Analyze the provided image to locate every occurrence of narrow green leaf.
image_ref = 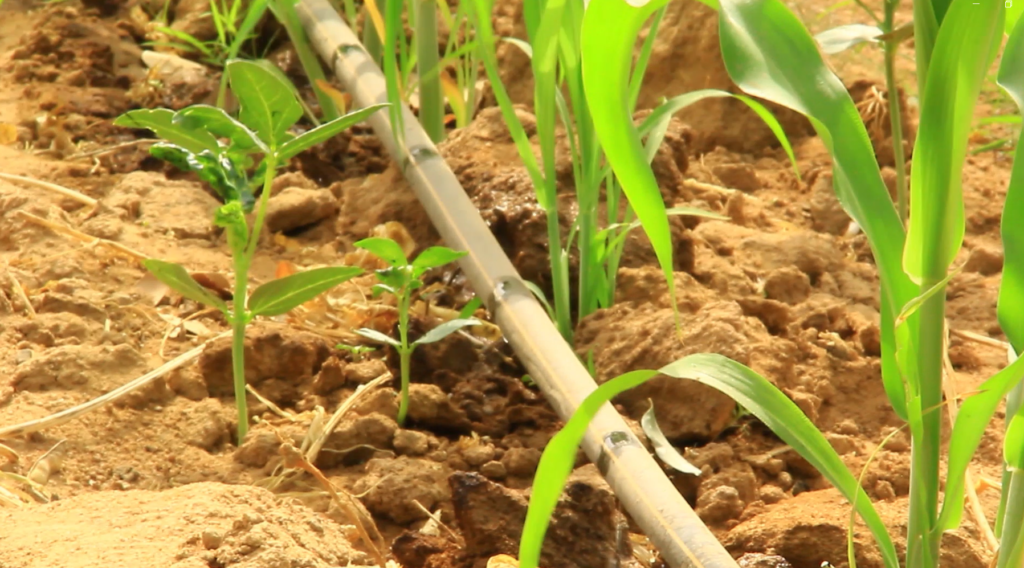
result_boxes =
[354,237,409,267]
[997,14,1024,352]
[582,0,678,331]
[938,351,1024,530]
[114,109,219,154]
[142,259,229,313]
[355,327,402,347]
[1006,410,1024,470]
[637,89,800,180]
[412,318,480,346]
[247,266,363,317]
[458,297,483,319]
[276,104,389,161]
[411,246,467,278]
[716,0,916,422]
[519,354,897,568]
[902,0,1002,283]
[814,24,882,54]
[225,59,304,148]
[641,401,702,476]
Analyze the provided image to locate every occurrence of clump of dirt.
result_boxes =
[0,482,371,568]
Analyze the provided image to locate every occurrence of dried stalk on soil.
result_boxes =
[15,210,148,261]
[303,371,391,464]
[0,331,229,439]
[279,443,388,568]
[0,172,98,211]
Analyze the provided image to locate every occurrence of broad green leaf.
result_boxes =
[1010,0,1024,35]
[582,0,678,331]
[247,266,363,316]
[814,24,882,54]
[938,351,1024,530]
[114,109,218,154]
[518,354,897,568]
[355,237,409,267]
[997,13,1024,353]
[174,105,265,153]
[413,318,481,346]
[641,401,702,476]
[142,259,229,313]
[225,59,303,148]
[149,144,255,211]
[902,0,1002,283]
[411,246,467,278]
[716,0,916,422]
[276,104,389,161]
[355,327,402,347]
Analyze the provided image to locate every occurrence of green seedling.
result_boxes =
[114,59,387,441]
[525,3,1024,568]
[468,0,795,342]
[336,343,377,362]
[352,238,480,426]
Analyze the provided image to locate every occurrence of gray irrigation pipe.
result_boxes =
[294,3,741,568]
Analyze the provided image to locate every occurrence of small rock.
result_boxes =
[449,470,629,568]
[265,188,339,233]
[758,485,787,505]
[344,358,389,384]
[737,552,793,568]
[964,245,1004,276]
[874,479,896,500]
[354,457,450,524]
[234,431,282,468]
[809,171,851,235]
[15,349,32,364]
[480,460,507,480]
[501,447,541,477]
[763,266,812,305]
[713,163,761,192]
[696,485,744,524]
[462,444,496,467]
[182,399,229,451]
[166,367,209,401]
[407,384,472,431]
[201,529,224,550]
[393,430,430,456]
[36,293,106,322]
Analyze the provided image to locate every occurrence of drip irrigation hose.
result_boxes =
[294,3,741,568]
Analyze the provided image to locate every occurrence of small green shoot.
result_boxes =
[336,343,377,362]
[115,59,387,441]
[353,238,480,425]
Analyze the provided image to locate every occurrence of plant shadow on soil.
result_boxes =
[0,1,1017,568]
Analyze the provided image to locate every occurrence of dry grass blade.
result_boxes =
[0,172,98,210]
[246,384,298,421]
[279,443,388,568]
[0,331,230,438]
[304,372,391,464]
[942,322,999,553]
[2,263,35,318]
[16,210,148,262]
[27,440,67,486]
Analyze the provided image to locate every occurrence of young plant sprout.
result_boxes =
[353,237,480,426]
[336,343,377,362]
[114,59,387,441]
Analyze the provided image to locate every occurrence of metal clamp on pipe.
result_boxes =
[293,3,742,568]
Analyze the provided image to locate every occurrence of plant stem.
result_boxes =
[415,0,444,142]
[882,0,908,225]
[230,268,250,441]
[228,153,278,443]
[546,209,573,341]
[363,0,384,64]
[997,471,1024,568]
[397,288,412,426]
[906,285,946,568]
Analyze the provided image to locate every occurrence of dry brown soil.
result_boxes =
[0,1,1017,568]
